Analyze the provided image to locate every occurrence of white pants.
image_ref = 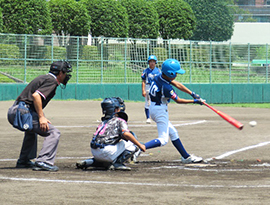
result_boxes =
[149,103,179,146]
[91,140,136,163]
[144,84,151,109]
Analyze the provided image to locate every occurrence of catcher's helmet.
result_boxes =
[101,97,121,118]
[147,55,157,64]
[50,60,72,75]
[161,59,185,78]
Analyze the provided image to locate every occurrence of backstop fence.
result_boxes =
[0,33,269,84]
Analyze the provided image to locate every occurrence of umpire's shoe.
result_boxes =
[32,161,59,172]
[16,159,35,168]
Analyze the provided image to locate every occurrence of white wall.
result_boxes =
[229,22,270,44]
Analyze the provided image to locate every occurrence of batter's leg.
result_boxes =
[168,122,189,158]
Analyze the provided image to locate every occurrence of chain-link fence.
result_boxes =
[0,33,269,84]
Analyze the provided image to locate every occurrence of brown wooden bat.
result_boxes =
[202,102,244,130]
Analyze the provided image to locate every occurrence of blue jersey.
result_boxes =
[141,67,161,85]
[149,74,178,105]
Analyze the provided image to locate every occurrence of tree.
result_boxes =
[81,0,128,38]
[154,0,196,40]
[120,0,159,39]
[48,0,91,36]
[0,0,52,34]
[185,0,234,41]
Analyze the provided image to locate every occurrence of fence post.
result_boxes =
[189,41,192,83]
[51,35,54,63]
[24,34,27,83]
[124,38,127,83]
[266,43,268,83]
[229,42,232,84]
[168,39,171,58]
[101,37,104,83]
[248,43,250,83]
[76,36,79,84]
[209,41,212,84]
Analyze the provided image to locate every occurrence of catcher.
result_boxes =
[76,97,145,171]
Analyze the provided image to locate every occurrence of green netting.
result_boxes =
[0,33,269,84]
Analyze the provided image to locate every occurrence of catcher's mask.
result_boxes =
[101,97,120,119]
[50,60,72,88]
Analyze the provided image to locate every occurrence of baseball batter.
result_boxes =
[141,55,161,124]
[76,97,145,171]
[144,59,204,163]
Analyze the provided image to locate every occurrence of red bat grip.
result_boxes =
[203,102,244,130]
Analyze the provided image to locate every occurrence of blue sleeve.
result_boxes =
[141,70,146,80]
[163,84,178,100]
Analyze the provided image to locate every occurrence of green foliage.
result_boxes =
[120,0,159,39]
[185,0,234,41]
[81,0,128,37]
[0,0,52,34]
[152,47,168,62]
[0,44,20,65]
[255,46,270,60]
[45,46,67,60]
[81,45,101,68]
[154,0,196,39]
[82,46,100,60]
[48,0,91,36]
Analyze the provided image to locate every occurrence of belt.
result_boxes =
[90,140,108,149]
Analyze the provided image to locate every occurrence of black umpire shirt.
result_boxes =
[16,73,59,111]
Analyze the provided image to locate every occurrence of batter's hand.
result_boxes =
[194,98,206,105]
[191,91,201,99]
[39,116,51,132]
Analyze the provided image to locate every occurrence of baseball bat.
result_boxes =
[202,102,244,130]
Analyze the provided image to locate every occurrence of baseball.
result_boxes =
[249,121,257,127]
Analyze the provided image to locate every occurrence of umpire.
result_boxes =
[7,61,72,172]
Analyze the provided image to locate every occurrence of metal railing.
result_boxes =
[0,33,269,84]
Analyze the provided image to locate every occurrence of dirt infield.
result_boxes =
[1,100,270,205]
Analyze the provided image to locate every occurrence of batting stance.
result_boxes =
[141,55,161,124]
[7,61,72,171]
[76,97,145,171]
[144,59,204,163]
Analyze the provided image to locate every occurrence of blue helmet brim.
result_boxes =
[176,69,185,75]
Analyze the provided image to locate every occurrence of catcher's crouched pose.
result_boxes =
[76,97,146,171]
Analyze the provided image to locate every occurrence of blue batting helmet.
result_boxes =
[161,59,185,78]
[147,55,158,64]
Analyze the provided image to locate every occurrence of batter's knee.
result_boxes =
[159,137,169,146]
[169,131,179,141]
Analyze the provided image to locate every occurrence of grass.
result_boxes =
[0,63,269,84]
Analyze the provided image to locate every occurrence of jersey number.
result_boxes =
[149,83,158,97]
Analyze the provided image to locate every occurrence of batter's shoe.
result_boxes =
[181,154,203,164]
[109,163,131,171]
[146,118,151,124]
[32,161,59,172]
[16,160,35,168]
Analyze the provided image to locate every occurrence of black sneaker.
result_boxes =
[16,160,35,168]
[32,161,59,172]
